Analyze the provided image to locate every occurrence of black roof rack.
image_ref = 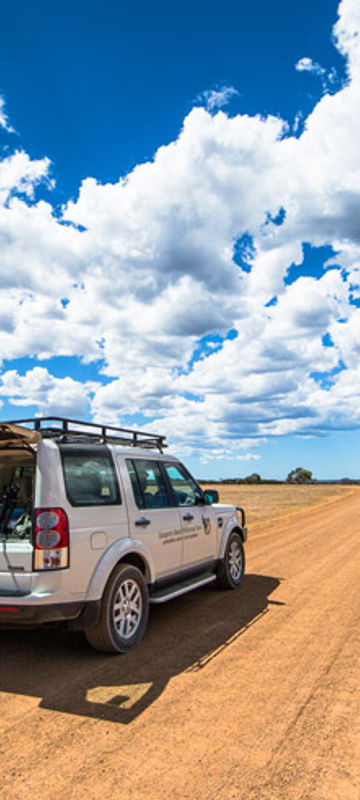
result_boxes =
[2,417,167,451]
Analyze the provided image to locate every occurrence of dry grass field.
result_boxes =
[1,483,360,800]
[200,482,352,526]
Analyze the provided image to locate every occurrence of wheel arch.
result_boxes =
[219,523,245,559]
[117,551,148,576]
[85,538,154,602]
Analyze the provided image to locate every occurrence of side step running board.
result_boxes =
[150,570,217,604]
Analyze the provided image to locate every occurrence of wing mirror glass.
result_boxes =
[203,489,219,505]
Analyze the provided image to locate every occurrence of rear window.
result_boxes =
[60,446,121,506]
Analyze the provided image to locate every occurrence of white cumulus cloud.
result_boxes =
[295,57,326,76]
[0,368,98,418]
[1,0,360,462]
[0,96,15,134]
[197,85,239,111]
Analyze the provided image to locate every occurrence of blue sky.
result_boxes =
[1,0,360,480]
[0,0,345,195]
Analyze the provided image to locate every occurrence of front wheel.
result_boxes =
[217,531,245,590]
[85,563,149,654]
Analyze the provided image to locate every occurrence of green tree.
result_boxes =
[244,473,261,484]
[286,467,314,484]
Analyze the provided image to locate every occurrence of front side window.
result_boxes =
[60,446,120,506]
[127,459,171,509]
[164,462,203,507]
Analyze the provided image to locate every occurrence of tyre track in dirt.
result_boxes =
[0,488,360,800]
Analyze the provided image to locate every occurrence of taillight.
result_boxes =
[34,508,69,570]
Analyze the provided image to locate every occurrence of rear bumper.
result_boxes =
[0,599,100,627]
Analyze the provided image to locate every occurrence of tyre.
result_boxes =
[85,563,149,654]
[217,531,245,590]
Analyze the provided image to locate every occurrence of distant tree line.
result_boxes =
[199,467,360,485]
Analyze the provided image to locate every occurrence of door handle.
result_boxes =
[182,513,194,521]
[135,517,151,527]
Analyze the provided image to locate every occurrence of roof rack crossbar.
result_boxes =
[2,417,167,451]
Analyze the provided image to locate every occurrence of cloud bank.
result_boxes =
[1,0,360,462]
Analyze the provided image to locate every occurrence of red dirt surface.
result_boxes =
[1,487,360,799]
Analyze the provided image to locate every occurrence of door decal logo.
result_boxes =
[202,515,211,535]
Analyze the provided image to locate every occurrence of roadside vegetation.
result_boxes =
[200,468,360,486]
[199,482,353,526]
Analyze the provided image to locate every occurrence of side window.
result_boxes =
[126,460,145,509]
[60,447,121,506]
[165,463,203,507]
[127,459,171,509]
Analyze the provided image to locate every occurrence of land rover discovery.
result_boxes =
[0,418,247,654]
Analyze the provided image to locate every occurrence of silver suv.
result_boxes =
[0,418,247,654]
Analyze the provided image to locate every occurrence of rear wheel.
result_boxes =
[85,563,149,654]
[217,531,245,590]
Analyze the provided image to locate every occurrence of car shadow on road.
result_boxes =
[0,573,282,724]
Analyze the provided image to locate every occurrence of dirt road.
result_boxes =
[1,488,360,800]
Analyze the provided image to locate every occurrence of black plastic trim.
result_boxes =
[151,559,219,592]
[0,600,88,625]
[236,506,246,528]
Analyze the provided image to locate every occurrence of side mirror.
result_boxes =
[203,489,219,505]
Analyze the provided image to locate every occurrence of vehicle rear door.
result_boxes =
[0,424,39,592]
[122,457,183,580]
